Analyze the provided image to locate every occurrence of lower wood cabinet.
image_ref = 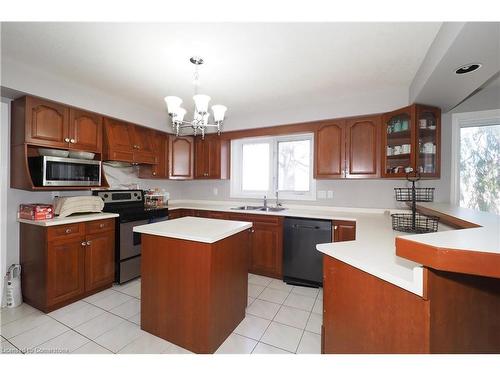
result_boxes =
[20,218,115,312]
[332,220,356,242]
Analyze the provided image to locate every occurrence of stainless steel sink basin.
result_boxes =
[231,205,265,211]
[231,205,287,212]
[259,207,287,212]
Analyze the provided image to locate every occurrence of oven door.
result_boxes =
[43,156,101,186]
[120,220,149,260]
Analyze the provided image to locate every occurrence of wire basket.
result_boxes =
[391,213,439,233]
[394,187,434,202]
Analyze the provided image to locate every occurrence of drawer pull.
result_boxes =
[65,228,72,234]
[81,241,87,247]
[99,223,105,228]
[86,241,91,246]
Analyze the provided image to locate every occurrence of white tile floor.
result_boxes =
[0,274,322,354]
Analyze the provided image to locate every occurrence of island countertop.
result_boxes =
[133,216,252,243]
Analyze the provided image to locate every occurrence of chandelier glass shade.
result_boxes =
[164,57,227,138]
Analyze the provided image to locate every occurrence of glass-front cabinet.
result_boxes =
[382,104,440,178]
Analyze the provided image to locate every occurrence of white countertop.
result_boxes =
[17,212,119,226]
[133,216,253,244]
[166,200,462,297]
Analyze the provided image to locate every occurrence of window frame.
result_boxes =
[450,109,500,207]
[230,133,316,201]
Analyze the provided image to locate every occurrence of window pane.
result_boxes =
[278,139,311,191]
[460,124,500,214]
[242,143,270,191]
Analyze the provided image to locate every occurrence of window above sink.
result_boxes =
[230,133,316,201]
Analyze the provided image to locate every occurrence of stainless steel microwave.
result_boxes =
[28,156,101,187]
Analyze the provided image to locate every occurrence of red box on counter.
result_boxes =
[19,203,54,220]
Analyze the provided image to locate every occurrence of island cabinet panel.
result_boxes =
[332,220,356,242]
[314,121,346,178]
[23,96,70,148]
[194,136,230,179]
[345,116,381,178]
[322,257,430,354]
[169,136,194,179]
[19,219,115,313]
[69,108,103,153]
[140,230,249,353]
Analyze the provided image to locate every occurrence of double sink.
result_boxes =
[231,205,287,212]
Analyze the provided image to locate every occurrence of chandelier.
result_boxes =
[164,56,227,139]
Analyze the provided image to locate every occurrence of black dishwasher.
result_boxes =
[283,217,332,287]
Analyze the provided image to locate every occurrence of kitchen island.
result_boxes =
[317,203,500,354]
[133,216,252,354]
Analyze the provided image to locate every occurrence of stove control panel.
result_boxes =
[93,190,144,204]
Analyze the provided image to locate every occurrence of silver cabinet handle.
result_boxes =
[64,137,70,143]
[249,228,255,233]
[152,172,156,176]
[86,241,91,246]
[99,223,105,228]
[334,225,338,230]
[65,228,72,234]
[81,241,87,246]
[70,138,76,144]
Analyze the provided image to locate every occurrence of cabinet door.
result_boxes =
[169,136,194,179]
[345,116,381,178]
[382,105,416,178]
[69,108,103,153]
[152,133,169,178]
[84,231,115,292]
[103,118,135,162]
[314,121,346,178]
[47,237,85,306]
[194,137,208,178]
[250,221,283,278]
[415,105,440,178]
[132,126,156,164]
[25,96,70,148]
[333,221,356,242]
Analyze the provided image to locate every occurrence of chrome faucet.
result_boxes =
[263,195,267,209]
[276,191,282,207]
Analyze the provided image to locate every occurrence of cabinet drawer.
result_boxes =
[47,223,85,241]
[86,219,115,235]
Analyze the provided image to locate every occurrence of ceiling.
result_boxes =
[1,22,442,129]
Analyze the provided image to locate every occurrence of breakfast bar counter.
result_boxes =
[133,217,252,353]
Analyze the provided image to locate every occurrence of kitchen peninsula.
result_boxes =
[133,216,252,353]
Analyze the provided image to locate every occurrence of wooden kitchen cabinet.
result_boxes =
[139,132,169,179]
[68,108,103,153]
[194,136,229,179]
[382,104,440,178]
[103,118,156,164]
[169,136,194,179]
[345,116,381,178]
[20,218,115,312]
[314,121,346,178]
[332,220,356,242]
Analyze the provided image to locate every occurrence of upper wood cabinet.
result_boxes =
[382,104,440,178]
[345,116,381,178]
[194,136,229,179]
[139,132,169,179]
[314,121,346,178]
[69,108,103,153]
[22,96,70,148]
[169,136,194,180]
[103,118,156,164]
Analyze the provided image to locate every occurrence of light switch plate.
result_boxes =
[327,190,334,199]
[317,190,327,199]
[213,188,218,196]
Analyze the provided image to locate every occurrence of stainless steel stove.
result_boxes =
[93,189,168,284]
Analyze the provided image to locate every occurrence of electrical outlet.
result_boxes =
[51,192,59,200]
[317,190,327,199]
[327,190,334,199]
[213,188,218,196]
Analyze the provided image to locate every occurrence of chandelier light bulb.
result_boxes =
[193,94,211,114]
[175,107,187,123]
[164,96,182,114]
[212,105,227,122]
